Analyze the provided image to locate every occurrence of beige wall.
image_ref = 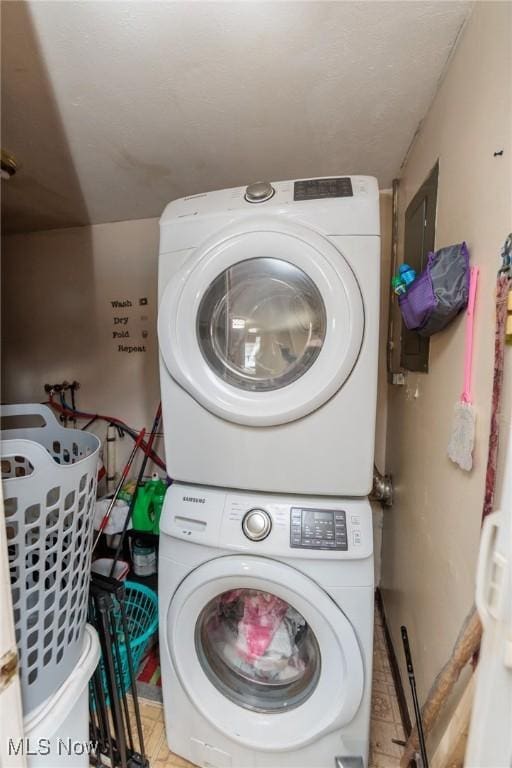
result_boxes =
[382,0,512,747]
[1,217,163,473]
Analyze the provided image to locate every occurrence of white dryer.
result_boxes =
[159,482,374,768]
[158,176,380,496]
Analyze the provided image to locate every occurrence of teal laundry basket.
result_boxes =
[97,581,158,702]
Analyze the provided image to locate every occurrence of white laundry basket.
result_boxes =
[1,404,100,714]
[21,625,100,768]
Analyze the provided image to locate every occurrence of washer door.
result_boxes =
[166,556,364,751]
[158,217,364,426]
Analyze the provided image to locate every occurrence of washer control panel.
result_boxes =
[290,507,348,550]
[161,483,373,561]
[293,177,353,201]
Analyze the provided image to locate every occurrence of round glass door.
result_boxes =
[197,258,326,391]
[195,588,321,713]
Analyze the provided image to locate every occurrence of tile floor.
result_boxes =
[370,608,406,767]
[130,608,405,768]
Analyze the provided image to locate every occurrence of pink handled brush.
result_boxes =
[448,266,479,471]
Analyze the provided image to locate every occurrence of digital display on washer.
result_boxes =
[290,507,348,550]
[294,177,353,201]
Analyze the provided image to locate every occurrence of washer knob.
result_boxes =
[244,181,275,203]
[242,508,272,541]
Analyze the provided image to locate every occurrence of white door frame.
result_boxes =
[466,412,512,766]
[0,487,26,768]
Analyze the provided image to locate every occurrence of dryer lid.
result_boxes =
[158,217,365,426]
[166,555,365,750]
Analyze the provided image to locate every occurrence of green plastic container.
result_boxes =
[132,475,166,534]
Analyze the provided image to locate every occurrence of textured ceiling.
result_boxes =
[2,0,472,234]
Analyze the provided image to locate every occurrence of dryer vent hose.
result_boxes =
[370,466,393,507]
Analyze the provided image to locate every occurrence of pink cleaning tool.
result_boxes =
[448,266,479,471]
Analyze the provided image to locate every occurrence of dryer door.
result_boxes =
[158,217,364,426]
[166,555,365,751]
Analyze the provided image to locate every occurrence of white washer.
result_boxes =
[159,482,374,768]
[158,176,380,496]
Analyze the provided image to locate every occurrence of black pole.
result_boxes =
[109,402,162,576]
[88,599,115,766]
[401,626,429,768]
[118,590,147,759]
[110,609,135,755]
[92,429,146,552]
[94,590,129,767]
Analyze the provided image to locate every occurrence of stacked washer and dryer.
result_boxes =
[157,176,381,768]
